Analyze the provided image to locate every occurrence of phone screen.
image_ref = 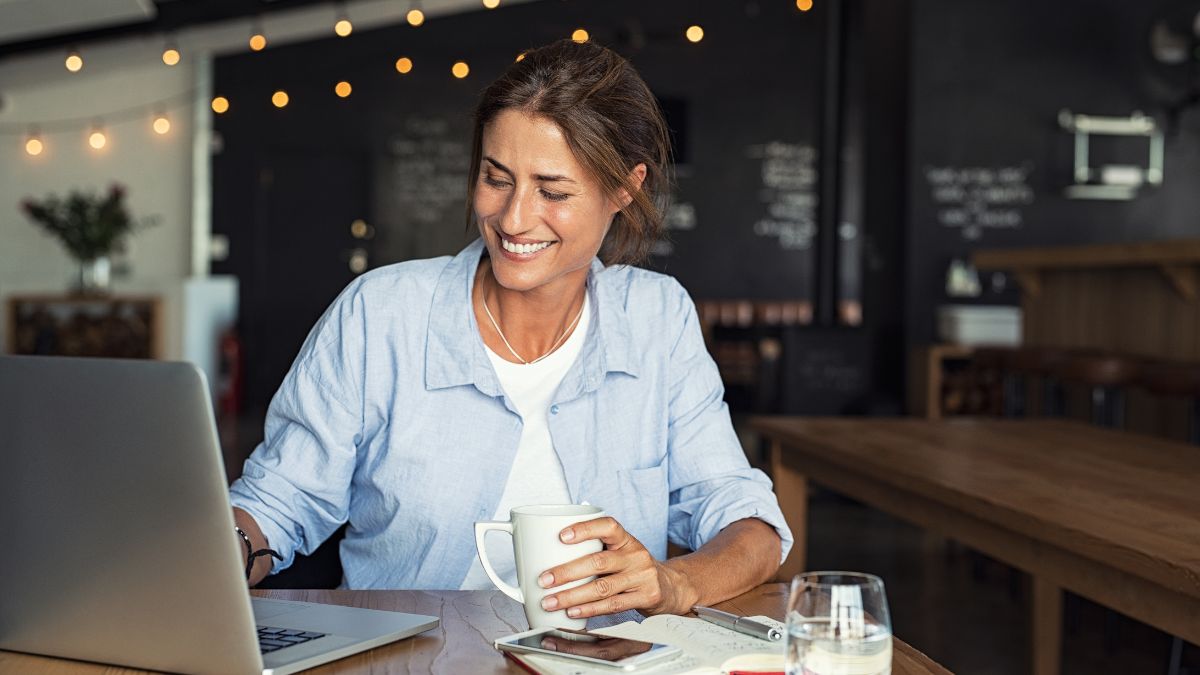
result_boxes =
[508,627,671,665]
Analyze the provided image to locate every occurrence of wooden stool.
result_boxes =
[1139,360,1200,445]
[1007,347,1069,417]
[1053,352,1140,429]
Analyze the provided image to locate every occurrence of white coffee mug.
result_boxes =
[474,504,605,629]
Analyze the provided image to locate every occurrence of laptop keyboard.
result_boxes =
[256,625,327,653]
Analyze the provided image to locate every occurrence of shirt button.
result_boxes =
[550,405,559,415]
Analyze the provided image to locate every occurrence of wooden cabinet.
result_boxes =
[6,295,163,359]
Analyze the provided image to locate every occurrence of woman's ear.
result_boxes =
[614,163,649,211]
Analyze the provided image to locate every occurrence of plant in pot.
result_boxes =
[20,184,156,295]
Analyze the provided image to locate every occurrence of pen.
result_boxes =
[692,605,783,642]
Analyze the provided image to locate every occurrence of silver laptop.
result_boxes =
[0,355,438,675]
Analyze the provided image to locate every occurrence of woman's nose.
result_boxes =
[499,186,535,235]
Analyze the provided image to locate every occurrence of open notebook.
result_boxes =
[504,614,786,675]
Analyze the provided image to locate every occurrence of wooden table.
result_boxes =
[0,585,950,674]
[756,416,1200,675]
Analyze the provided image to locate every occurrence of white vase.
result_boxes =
[76,256,112,295]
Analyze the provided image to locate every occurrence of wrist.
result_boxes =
[234,525,252,564]
[659,560,701,615]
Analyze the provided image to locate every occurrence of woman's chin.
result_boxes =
[488,261,547,293]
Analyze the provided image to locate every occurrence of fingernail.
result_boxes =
[539,572,554,588]
[567,607,581,618]
[561,529,575,542]
[541,596,559,610]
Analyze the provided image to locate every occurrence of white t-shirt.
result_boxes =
[459,293,591,590]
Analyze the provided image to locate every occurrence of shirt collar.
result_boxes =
[424,238,639,394]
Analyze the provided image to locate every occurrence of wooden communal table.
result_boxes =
[755,416,1200,675]
[0,586,950,674]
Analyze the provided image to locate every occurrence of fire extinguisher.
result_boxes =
[217,327,243,418]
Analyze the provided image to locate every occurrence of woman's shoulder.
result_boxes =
[339,254,456,307]
[595,263,694,318]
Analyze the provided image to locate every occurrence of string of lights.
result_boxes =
[5,0,815,157]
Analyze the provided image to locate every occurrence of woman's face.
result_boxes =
[473,109,620,295]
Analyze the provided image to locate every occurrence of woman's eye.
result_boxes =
[540,189,569,202]
[483,175,510,189]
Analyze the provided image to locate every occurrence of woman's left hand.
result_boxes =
[535,516,695,619]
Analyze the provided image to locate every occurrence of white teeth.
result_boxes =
[501,239,552,254]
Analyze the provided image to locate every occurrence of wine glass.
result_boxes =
[785,571,893,675]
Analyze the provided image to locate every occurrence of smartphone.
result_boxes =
[495,626,682,670]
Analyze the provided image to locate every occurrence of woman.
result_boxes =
[229,39,791,620]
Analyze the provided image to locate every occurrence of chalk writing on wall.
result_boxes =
[925,164,1035,241]
[749,141,819,250]
[386,116,470,226]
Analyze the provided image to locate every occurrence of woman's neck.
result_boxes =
[472,258,588,364]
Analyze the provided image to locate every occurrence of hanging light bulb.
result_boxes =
[686,25,704,43]
[333,1,353,36]
[88,124,108,150]
[335,81,352,98]
[65,48,83,72]
[162,37,181,66]
[571,28,589,43]
[407,2,425,27]
[482,0,500,8]
[452,61,470,79]
[515,52,526,62]
[152,111,171,135]
[272,90,289,108]
[24,129,44,157]
[211,96,230,114]
[796,0,814,11]
[249,18,267,51]
[395,56,414,74]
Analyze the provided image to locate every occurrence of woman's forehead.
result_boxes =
[482,110,576,165]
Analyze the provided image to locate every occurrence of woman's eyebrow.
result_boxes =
[483,156,576,184]
[483,156,513,175]
[534,174,576,184]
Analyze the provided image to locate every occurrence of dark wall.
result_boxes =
[211,0,838,415]
[905,0,1200,348]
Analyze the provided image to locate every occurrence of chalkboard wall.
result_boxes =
[906,0,1200,347]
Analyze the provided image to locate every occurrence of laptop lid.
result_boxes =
[0,356,264,675]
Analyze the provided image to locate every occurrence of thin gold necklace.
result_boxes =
[481,289,585,365]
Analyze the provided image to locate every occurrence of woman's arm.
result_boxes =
[537,516,781,619]
[657,517,782,613]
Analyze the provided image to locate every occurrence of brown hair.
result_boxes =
[466,39,671,266]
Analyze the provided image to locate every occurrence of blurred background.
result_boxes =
[2,1,1199,673]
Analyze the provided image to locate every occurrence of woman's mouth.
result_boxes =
[499,236,556,256]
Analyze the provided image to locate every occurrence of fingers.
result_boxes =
[558,516,632,549]
[538,516,667,619]
[541,560,661,619]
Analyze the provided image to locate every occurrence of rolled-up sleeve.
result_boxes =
[228,290,364,573]
[663,286,794,563]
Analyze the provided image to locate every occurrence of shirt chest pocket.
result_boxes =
[613,461,669,559]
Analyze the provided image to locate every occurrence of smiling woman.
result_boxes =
[228,39,792,621]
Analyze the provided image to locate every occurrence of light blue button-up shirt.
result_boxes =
[229,238,793,589]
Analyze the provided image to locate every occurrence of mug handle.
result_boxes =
[474,521,523,604]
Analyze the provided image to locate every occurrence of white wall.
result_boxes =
[0,57,196,358]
